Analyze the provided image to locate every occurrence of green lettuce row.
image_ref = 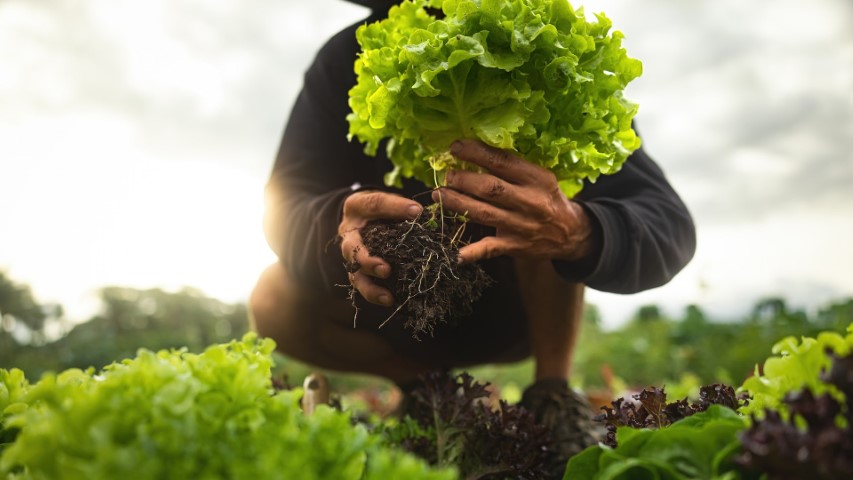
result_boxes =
[0,335,456,480]
[348,0,642,197]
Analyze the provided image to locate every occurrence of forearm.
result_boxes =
[263,179,354,293]
[262,18,371,292]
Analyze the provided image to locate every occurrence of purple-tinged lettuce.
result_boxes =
[597,384,743,448]
[736,353,853,480]
[387,371,552,479]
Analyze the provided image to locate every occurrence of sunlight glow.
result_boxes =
[0,112,276,321]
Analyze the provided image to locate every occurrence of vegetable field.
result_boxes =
[1,0,851,477]
[2,324,852,479]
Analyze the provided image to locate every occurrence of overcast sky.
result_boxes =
[1,0,851,327]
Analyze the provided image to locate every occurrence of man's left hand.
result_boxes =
[431,139,601,265]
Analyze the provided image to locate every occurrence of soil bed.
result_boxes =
[350,208,492,338]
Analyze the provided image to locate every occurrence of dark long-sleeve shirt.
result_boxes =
[264,13,696,296]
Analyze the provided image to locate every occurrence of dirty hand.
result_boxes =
[339,190,423,306]
[432,139,601,265]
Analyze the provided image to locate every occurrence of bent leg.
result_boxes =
[514,259,584,382]
[249,263,431,384]
[515,259,598,475]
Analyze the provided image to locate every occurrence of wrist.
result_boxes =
[561,201,603,265]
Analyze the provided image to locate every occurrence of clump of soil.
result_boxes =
[350,207,492,339]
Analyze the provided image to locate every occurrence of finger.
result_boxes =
[340,230,364,264]
[434,188,538,232]
[340,231,391,279]
[344,191,423,223]
[457,236,513,264]
[349,271,394,306]
[444,169,537,212]
[446,170,542,213]
[450,139,553,186]
[352,243,391,279]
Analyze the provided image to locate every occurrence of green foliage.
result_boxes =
[564,406,748,480]
[5,267,853,421]
[0,273,47,335]
[0,276,389,400]
[736,354,853,479]
[570,325,853,480]
[568,299,853,391]
[0,369,29,455]
[1,286,250,379]
[739,324,853,418]
[0,272,63,347]
[461,299,853,403]
[347,0,642,196]
[0,335,456,480]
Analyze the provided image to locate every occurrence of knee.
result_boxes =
[248,263,289,340]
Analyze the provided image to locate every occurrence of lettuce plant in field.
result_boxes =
[739,324,853,418]
[596,384,742,449]
[0,335,456,480]
[565,405,748,480]
[736,356,853,480]
[348,0,642,197]
[382,372,552,479]
[735,326,853,479]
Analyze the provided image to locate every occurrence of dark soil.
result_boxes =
[350,207,492,339]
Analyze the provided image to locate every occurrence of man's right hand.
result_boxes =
[339,191,423,307]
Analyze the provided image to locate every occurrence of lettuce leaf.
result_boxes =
[564,406,748,480]
[739,323,853,419]
[348,0,642,197]
[0,335,456,480]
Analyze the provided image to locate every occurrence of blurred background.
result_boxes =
[1,0,851,401]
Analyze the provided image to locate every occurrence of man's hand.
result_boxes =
[432,139,601,265]
[339,191,423,306]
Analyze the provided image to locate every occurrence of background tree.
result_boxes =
[0,272,48,343]
[2,271,852,400]
[0,279,250,379]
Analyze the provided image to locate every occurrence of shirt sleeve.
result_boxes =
[552,144,697,294]
[263,21,374,293]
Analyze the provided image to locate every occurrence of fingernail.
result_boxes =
[450,141,462,155]
[456,254,464,264]
[445,171,454,186]
[407,205,422,218]
[378,294,392,306]
[375,265,389,278]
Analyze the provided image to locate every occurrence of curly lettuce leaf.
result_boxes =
[348,0,642,197]
[0,369,29,456]
[739,323,853,419]
[0,334,456,480]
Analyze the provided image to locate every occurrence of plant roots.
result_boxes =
[352,207,492,339]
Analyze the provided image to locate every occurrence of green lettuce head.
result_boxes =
[347,0,642,197]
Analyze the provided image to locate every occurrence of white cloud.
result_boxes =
[0,0,368,319]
